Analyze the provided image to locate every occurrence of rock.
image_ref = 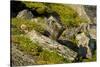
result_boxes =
[17,9,34,19]
[76,32,92,59]
[58,23,88,41]
[11,45,35,66]
[84,6,96,23]
[76,33,89,47]
[69,5,91,23]
[26,30,77,62]
[88,23,96,39]
[45,16,64,40]
[59,27,77,40]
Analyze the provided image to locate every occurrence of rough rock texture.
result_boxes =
[26,30,77,62]
[44,16,64,40]
[11,45,35,66]
[84,6,96,23]
[17,9,34,19]
[76,32,92,58]
[88,23,96,39]
[59,27,77,40]
[69,5,91,23]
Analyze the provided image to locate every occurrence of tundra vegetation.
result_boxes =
[11,1,96,66]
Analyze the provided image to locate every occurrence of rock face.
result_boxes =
[17,9,34,19]
[26,30,77,62]
[11,45,35,66]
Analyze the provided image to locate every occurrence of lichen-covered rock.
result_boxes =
[76,33,89,47]
[76,32,92,59]
[17,9,34,19]
[88,23,96,39]
[69,5,91,23]
[11,45,35,66]
[26,30,77,62]
[45,16,63,40]
[84,5,96,23]
[59,27,77,40]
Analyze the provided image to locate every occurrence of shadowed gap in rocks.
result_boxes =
[57,39,79,52]
[11,1,27,18]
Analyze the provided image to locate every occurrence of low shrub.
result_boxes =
[12,35,68,64]
[11,18,45,35]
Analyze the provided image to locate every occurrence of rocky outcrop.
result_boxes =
[11,1,96,65]
[26,30,77,62]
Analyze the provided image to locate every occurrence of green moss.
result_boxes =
[37,50,68,64]
[22,2,46,14]
[11,18,45,35]
[23,2,45,8]
[12,35,68,64]
[12,35,40,56]
[11,27,23,35]
[83,50,96,62]
[48,4,80,27]
[22,2,87,27]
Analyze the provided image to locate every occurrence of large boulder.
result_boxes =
[17,9,34,19]
[26,30,77,62]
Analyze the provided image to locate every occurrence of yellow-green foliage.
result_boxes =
[23,2,45,8]
[11,18,45,35]
[37,50,68,64]
[12,35,68,64]
[23,2,46,14]
[22,2,87,27]
[49,4,86,27]
[12,35,41,56]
